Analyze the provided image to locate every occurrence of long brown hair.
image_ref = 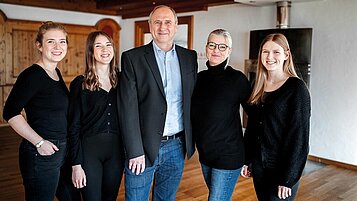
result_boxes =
[83,31,118,91]
[248,33,298,104]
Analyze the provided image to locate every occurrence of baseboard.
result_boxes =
[308,155,357,171]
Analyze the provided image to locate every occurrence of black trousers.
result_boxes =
[81,133,124,201]
[251,157,300,201]
[19,139,67,201]
[56,157,82,201]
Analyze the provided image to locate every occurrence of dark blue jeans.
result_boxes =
[19,139,67,201]
[124,136,185,201]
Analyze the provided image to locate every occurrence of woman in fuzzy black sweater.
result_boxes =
[241,33,311,201]
[191,29,251,201]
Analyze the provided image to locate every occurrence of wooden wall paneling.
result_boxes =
[12,30,39,76]
[58,33,87,83]
[5,20,41,84]
[0,10,6,124]
[4,24,12,86]
[60,25,97,83]
[0,87,3,123]
[5,19,97,84]
[1,86,11,123]
[0,10,6,87]
[71,34,86,75]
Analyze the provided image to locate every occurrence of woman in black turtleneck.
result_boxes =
[191,29,251,201]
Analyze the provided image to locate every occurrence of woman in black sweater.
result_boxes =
[3,22,70,201]
[241,33,311,201]
[68,31,124,201]
[191,29,251,201]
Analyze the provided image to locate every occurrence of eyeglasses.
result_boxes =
[206,42,229,51]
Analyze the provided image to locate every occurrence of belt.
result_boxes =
[161,131,184,140]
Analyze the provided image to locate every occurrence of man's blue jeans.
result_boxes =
[201,163,241,201]
[124,136,185,201]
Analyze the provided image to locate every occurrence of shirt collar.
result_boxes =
[152,41,176,56]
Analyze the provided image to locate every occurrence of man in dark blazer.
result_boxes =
[118,5,198,201]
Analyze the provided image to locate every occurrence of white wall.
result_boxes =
[0,3,122,26]
[1,0,356,166]
[291,0,357,165]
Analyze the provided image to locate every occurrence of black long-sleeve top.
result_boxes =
[244,77,311,188]
[191,60,251,170]
[68,75,121,165]
[3,64,69,140]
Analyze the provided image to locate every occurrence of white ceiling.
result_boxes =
[234,0,325,6]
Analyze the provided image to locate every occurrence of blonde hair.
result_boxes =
[36,21,68,45]
[248,33,298,104]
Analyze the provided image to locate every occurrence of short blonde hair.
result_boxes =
[36,21,68,45]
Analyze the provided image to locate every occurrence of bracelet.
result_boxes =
[35,139,45,148]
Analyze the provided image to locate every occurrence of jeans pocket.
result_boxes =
[36,142,66,171]
[125,170,153,188]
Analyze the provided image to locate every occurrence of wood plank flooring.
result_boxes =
[1,126,356,201]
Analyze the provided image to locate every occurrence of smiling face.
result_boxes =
[206,34,231,66]
[149,6,178,48]
[37,29,67,64]
[261,40,288,72]
[93,34,114,66]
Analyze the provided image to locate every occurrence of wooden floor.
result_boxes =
[1,126,356,201]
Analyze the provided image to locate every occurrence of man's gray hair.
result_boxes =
[148,5,178,24]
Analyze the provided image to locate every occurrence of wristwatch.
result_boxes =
[35,139,45,148]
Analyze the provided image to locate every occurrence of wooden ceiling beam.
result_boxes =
[115,0,236,19]
[97,0,236,12]
[120,5,207,19]
[96,0,170,10]
[1,0,236,19]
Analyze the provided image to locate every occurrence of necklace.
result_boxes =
[42,67,59,81]
[265,77,289,92]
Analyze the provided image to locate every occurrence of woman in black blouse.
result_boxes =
[68,31,124,201]
[191,29,251,201]
[241,33,311,201]
[3,22,70,201]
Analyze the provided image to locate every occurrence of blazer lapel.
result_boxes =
[176,46,190,92]
[144,42,165,97]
